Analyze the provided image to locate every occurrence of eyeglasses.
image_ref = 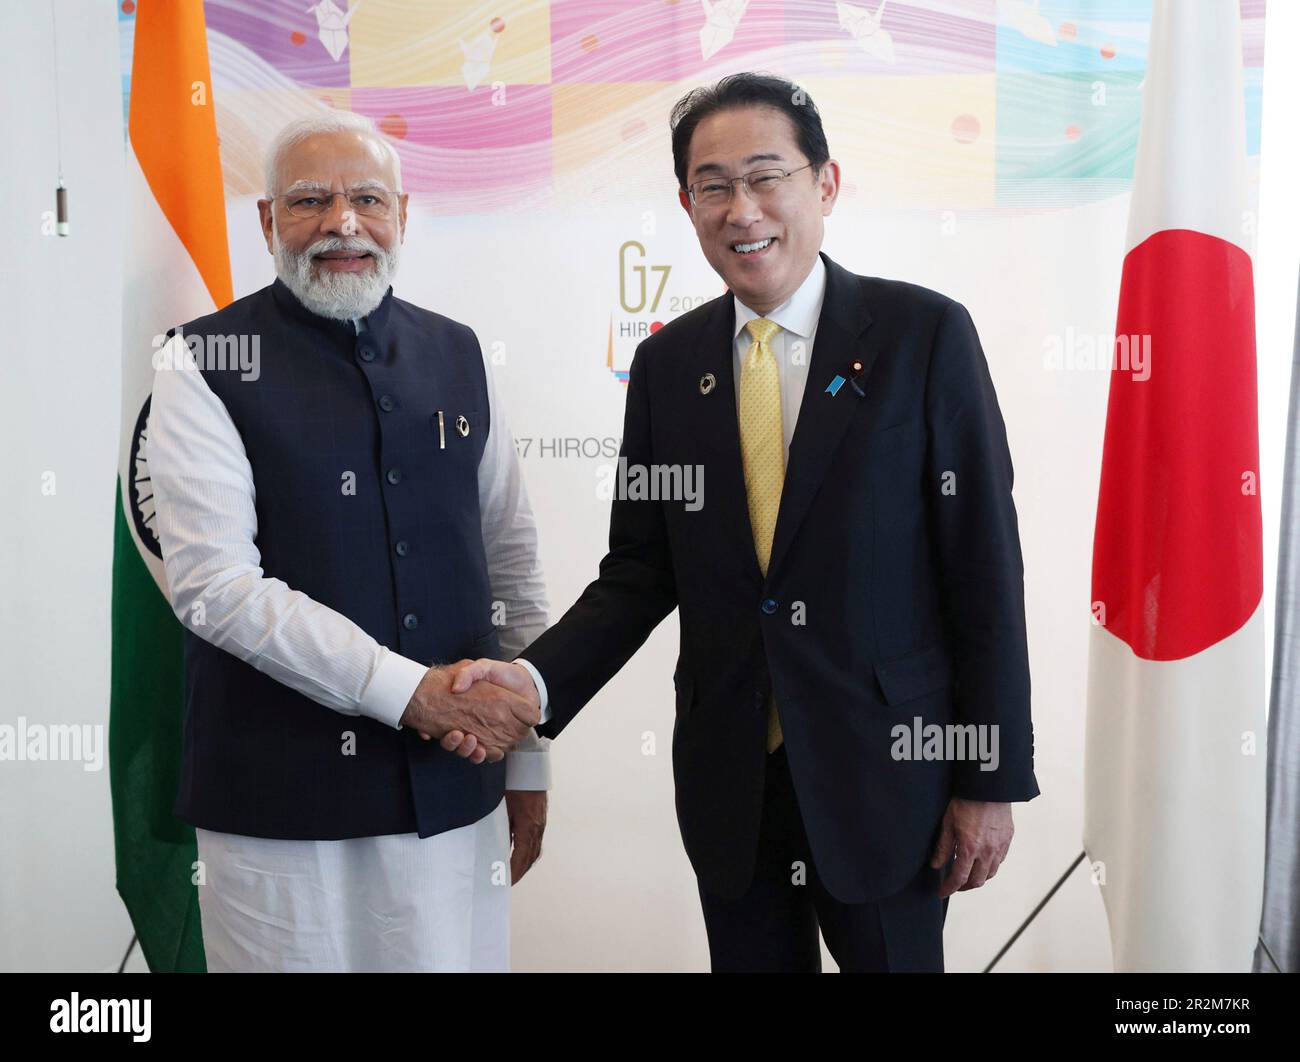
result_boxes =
[686,163,816,207]
[274,188,394,219]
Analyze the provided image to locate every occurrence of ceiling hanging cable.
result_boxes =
[51,1,68,237]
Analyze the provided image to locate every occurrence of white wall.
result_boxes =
[1,0,1295,973]
[0,0,130,972]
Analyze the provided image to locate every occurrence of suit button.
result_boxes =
[403,613,419,630]
[358,346,376,362]
[761,598,778,614]
[378,394,395,412]
[386,468,402,485]
[394,540,409,557]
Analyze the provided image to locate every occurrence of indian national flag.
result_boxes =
[1084,0,1266,971]
[110,0,230,973]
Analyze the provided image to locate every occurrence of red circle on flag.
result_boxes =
[1091,229,1262,660]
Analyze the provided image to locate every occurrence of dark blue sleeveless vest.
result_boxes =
[170,278,504,840]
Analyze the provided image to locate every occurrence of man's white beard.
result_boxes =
[273,226,399,321]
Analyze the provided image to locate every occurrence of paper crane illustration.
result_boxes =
[460,29,499,90]
[306,0,358,62]
[837,0,895,64]
[699,0,749,61]
[999,0,1058,47]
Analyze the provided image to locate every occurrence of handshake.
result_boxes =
[398,659,540,765]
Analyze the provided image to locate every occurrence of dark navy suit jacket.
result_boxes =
[527,252,1039,903]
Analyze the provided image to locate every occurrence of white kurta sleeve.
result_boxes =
[147,335,426,731]
[474,344,553,791]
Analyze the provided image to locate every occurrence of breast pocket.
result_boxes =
[868,418,924,461]
[431,407,481,448]
[871,418,926,533]
[430,408,484,499]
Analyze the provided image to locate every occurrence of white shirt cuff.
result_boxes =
[514,657,550,724]
[359,649,427,730]
[505,743,551,790]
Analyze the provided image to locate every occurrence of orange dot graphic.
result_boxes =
[491,17,505,34]
[1100,43,1116,59]
[650,321,664,333]
[122,0,135,12]
[581,34,599,53]
[951,113,980,144]
[379,114,409,140]
[291,31,305,46]
[1066,124,1082,140]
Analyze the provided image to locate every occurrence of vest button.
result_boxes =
[386,468,401,485]
[378,394,395,412]
[403,613,419,630]
[394,540,409,557]
[761,598,778,614]
[358,346,376,362]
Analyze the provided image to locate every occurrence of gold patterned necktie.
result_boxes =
[739,317,786,753]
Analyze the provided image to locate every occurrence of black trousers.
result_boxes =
[698,745,948,972]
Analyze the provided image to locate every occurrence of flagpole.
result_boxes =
[117,934,138,975]
[982,852,1085,972]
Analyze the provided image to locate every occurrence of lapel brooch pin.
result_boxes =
[825,357,867,398]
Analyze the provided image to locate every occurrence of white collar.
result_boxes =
[732,255,827,340]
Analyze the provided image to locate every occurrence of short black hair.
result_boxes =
[669,72,830,191]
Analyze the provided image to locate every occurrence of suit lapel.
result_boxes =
[766,254,876,580]
[690,293,765,578]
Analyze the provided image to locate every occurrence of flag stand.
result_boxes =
[983,851,1085,972]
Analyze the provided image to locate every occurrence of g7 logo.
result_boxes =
[619,240,670,313]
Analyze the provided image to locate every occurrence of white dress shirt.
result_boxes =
[147,304,551,971]
[730,254,827,460]
[520,256,828,715]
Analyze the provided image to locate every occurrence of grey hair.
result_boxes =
[263,111,403,198]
